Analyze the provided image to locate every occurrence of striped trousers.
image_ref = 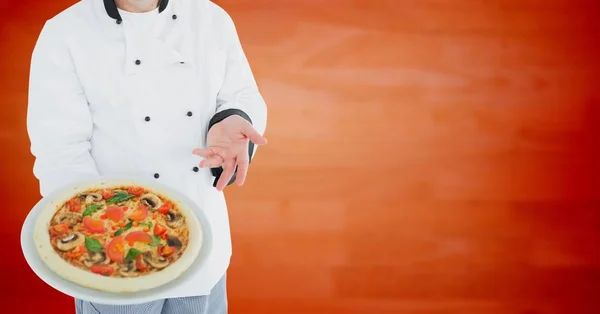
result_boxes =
[75,275,227,314]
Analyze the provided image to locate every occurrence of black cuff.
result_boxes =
[207,109,255,188]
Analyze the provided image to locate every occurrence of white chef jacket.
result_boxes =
[26,0,267,296]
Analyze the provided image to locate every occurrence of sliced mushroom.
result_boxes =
[52,211,79,227]
[139,193,162,211]
[166,236,183,250]
[119,260,140,277]
[80,192,102,204]
[165,211,183,228]
[83,251,110,268]
[143,251,170,269]
[57,232,85,251]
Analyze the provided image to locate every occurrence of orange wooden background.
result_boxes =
[1,0,599,313]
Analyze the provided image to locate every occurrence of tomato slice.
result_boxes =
[106,236,125,263]
[105,206,125,222]
[157,202,172,215]
[136,255,147,271]
[125,231,153,244]
[128,203,148,221]
[50,223,70,236]
[127,186,144,197]
[90,265,114,276]
[66,245,86,259]
[102,189,115,200]
[83,216,106,233]
[153,223,167,236]
[158,245,176,257]
[67,198,82,212]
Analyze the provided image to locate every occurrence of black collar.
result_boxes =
[103,0,169,21]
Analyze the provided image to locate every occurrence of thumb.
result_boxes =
[241,124,267,145]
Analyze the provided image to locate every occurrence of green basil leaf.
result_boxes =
[82,204,102,217]
[149,235,162,247]
[85,237,103,253]
[139,221,153,229]
[124,248,142,261]
[106,192,134,204]
[114,221,133,236]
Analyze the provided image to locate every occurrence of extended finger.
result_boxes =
[216,158,236,191]
[192,148,215,158]
[241,124,268,145]
[235,152,249,186]
[199,155,224,168]
[193,146,228,158]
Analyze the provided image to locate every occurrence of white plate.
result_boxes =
[20,177,213,305]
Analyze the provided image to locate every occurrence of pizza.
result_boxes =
[33,179,203,293]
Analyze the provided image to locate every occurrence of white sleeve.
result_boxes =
[214,11,268,145]
[27,20,100,197]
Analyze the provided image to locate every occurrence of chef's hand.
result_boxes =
[192,115,267,191]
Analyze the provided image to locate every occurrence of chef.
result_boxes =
[26,0,267,313]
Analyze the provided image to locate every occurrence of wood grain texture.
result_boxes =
[0,0,599,313]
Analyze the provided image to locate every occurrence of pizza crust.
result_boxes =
[33,178,203,293]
